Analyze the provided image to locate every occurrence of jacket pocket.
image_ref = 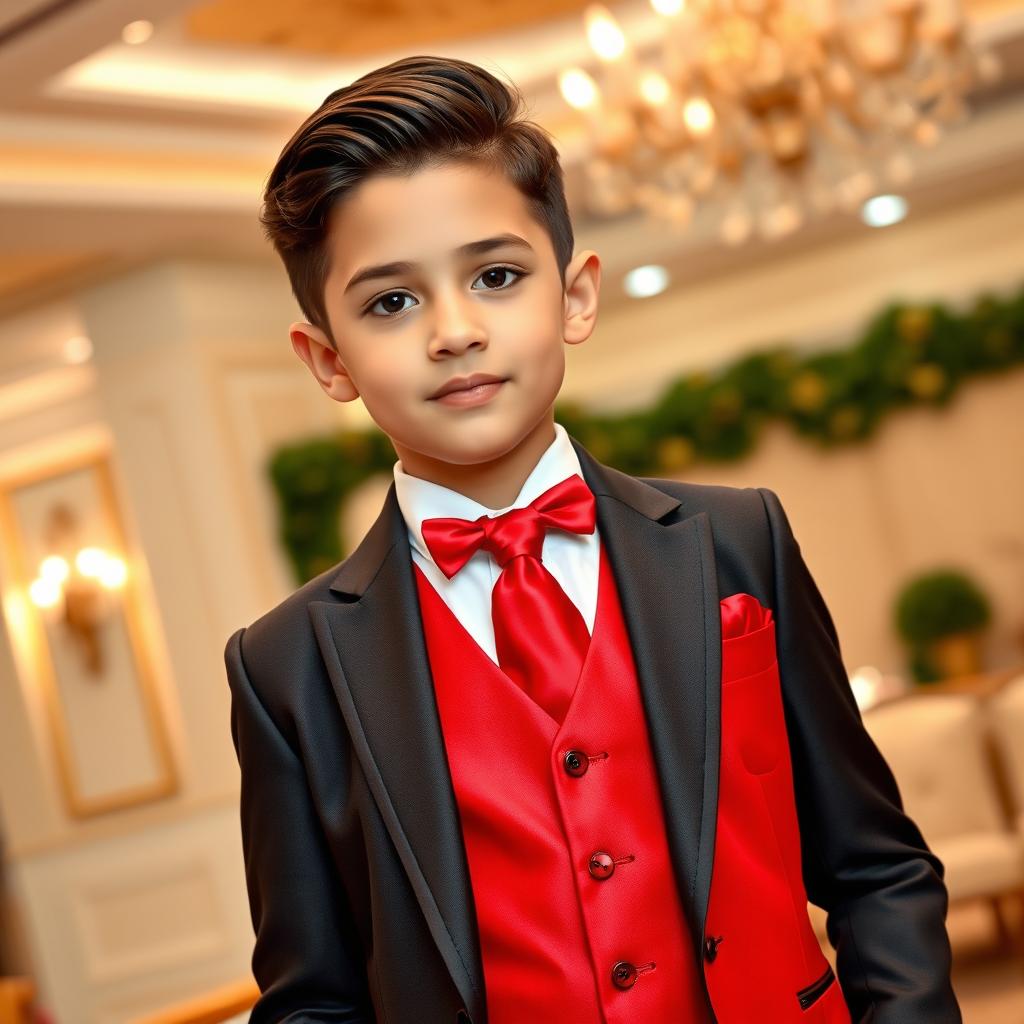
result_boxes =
[721,618,777,685]
[796,962,836,1010]
[724,661,785,774]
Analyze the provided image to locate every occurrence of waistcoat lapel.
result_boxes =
[306,432,722,1021]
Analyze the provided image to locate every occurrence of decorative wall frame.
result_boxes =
[0,446,178,818]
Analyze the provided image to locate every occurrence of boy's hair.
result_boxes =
[260,54,575,349]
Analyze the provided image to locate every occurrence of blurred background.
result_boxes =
[0,0,1023,1021]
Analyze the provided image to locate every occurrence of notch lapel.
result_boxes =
[568,438,723,951]
[307,433,721,1020]
[307,495,487,1021]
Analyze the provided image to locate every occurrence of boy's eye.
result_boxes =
[368,292,415,318]
[363,265,524,319]
[471,266,522,291]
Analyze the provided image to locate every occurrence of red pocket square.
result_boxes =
[720,593,776,683]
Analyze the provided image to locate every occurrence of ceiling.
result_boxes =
[0,0,1022,382]
[183,0,595,55]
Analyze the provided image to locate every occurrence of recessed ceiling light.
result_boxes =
[121,20,153,45]
[623,264,670,299]
[63,335,93,364]
[861,194,908,228]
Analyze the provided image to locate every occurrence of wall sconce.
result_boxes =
[26,501,127,677]
[0,449,178,816]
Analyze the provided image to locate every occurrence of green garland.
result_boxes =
[270,282,1024,584]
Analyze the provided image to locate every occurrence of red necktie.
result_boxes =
[420,473,597,723]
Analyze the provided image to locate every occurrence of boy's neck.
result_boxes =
[394,414,558,510]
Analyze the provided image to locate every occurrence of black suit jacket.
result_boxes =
[224,433,961,1023]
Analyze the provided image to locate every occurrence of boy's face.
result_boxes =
[289,160,600,495]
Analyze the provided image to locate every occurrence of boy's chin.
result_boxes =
[395,421,550,467]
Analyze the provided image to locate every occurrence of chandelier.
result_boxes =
[557,0,1003,243]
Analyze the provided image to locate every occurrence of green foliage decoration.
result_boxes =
[269,283,1024,584]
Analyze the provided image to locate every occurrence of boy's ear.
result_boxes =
[289,321,360,402]
[562,249,601,346]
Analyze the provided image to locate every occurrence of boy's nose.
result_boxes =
[429,330,488,358]
[428,297,488,356]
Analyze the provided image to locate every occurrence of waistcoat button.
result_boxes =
[703,934,724,962]
[611,960,638,989]
[563,749,589,777]
[588,851,615,879]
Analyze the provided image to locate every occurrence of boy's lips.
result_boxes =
[428,372,508,399]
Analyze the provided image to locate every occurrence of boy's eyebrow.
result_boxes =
[343,233,533,294]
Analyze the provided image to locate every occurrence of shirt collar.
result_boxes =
[393,421,587,567]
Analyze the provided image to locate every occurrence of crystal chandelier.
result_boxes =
[558,0,1003,243]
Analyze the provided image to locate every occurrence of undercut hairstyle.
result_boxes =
[259,54,575,349]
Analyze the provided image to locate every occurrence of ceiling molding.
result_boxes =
[0,0,1021,354]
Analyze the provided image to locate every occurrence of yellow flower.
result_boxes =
[897,307,933,345]
[657,435,696,471]
[906,362,946,398]
[788,371,827,411]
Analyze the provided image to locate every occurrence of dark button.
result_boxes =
[588,851,615,880]
[563,749,589,777]
[703,934,724,962]
[455,1010,470,1023]
[611,960,638,989]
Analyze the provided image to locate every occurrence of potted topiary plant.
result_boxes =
[893,568,992,683]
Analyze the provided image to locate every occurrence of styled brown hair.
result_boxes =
[259,54,575,349]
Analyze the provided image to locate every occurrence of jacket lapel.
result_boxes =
[574,439,723,954]
[307,433,721,1020]
[307,493,487,1020]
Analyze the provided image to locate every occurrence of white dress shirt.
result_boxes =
[392,421,602,666]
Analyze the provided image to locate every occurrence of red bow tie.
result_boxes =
[420,473,596,579]
[420,473,597,724]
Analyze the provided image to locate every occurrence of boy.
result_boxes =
[224,54,961,1023]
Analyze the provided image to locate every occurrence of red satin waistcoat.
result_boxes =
[413,542,712,1023]
[709,594,852,1022]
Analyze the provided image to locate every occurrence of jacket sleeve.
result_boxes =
[225,625,375,1023]
[757,487,962,1024]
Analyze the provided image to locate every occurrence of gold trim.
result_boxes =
[0,442,179,818]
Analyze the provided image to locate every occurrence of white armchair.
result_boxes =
[988,673,1024,833]
[806,690,1024,951]
[985,672,1024,938]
